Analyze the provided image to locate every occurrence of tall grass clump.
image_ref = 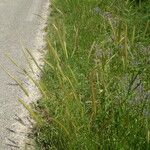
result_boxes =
[33,0,150,149]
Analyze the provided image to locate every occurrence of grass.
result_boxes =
[30,0,150,149]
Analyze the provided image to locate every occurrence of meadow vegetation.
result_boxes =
[32,0,150,149]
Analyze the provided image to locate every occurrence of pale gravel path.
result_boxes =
[0,0,49,149]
